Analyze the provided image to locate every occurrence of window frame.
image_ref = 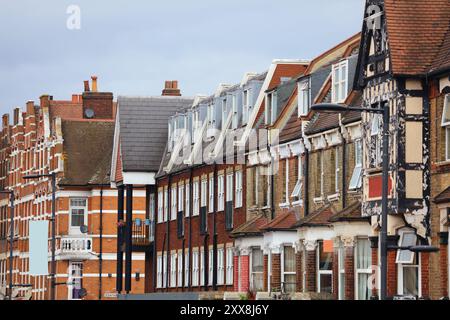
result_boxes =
[217,175,225,211]
[193,181,200,216]
[177,251,183,288]
[226,247,234,285]
[201,179,208,208]
[217,248,225,285]
[235,170,243,208]
[69,198,88,234]
[298,79,311,117]
[281,245,296,293]
[250,247,264,292]
[170,186,177,221]
[192,250,199,287]
[331,60,349,103]
[208,176,214,213]
[355,238,372,300]
[317,240,333,294]
[170,252,177,288]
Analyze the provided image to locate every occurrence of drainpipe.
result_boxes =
[304,149,309,216]
[188,168,193,289]
[270,154,275,220]
[152,183,157,292]
[340,128,347,209]
[166,175,172,292]
[212,163,218,291]
[99,185,104,300]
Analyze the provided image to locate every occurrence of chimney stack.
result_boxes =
[84,80,90,92]
[91,75,98,92]
[162,80,181,96]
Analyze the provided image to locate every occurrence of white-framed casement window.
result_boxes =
[250,248,264,292]
[355,238,372,300]
[184,252,189,287]
[298,79,311,116]
[396,229,421,297]
[232,95,238,129]
[178,185,184,214]
[207,103,216,129]
[226,247,234,285]
[193,181,199,216]
[208,176,214,213]
[335,148,340,193]
[349,139,363,190]
[177,251,183,288]
[208,248,214,286]
[317,240,333,293]
[162,253,167,288]
[291,156,303,205]
[222,98,228,131]
[69,198,87,234]
[338,240,345,300]
[157,255,162,288]
[226,173,234,203]
[192,250,199,286]
[217,248,225,285]
[235,170,243,208]
[157,191,163,223]
[265,91,278,125]
[441,94,450,161]
[170,187,177,221]
[282,246,296,293]
[170,252,177,288]
[332,60,348,103]
[164,187,169,222]
[217,175,225,211]
[243,89,251,124]
[68,262,83,300]
[200,248,205,286]
[185,182,190,217]
[201,179,207,208]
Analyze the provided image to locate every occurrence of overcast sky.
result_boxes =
[0,0,365,115]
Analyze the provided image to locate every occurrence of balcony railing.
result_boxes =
[60,237,93,255]
[132,219,154,245]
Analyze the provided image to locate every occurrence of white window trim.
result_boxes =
[184,252,189,288]
[338,241,345,300]
[281,245,296,293]
[218,175,225,211]
[226,247,234,285]
[69,198,88,235]
[200,248,205,286]
[331,60,349,103]
[279,159,290,207]
[201,179,208,208]
[185,183,190,218]
[396,229,417,264]
[156,255,162,288]
[208,176,214,213]
[226,173,233,202]
[355,238,373,300]
[170,252,177,288]
[250,248,264,292]
[298,80,311,117]
[217,248,225,285]
[235,171,243,208]
[317,242,333,293]
[157,191,163,223]
[193,181,199,216]
[208,248,214,286]
[177,251,183,288]
[335,148,340,193]
[170,187,177,221]
[164,188,169,222]
[397,252,422,297]
[192,250,199,287]
[178,185,184,214]
[446,127,450,161]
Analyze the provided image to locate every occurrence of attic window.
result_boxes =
[265,91,277,125]
[298,80,310,117]
[332,60,348,103]
[243,89,251,124]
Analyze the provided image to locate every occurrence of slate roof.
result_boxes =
[434,186,450,204]
[230,214,269,238]
[261,212,298,231]
[328,202,368,223]
[385,0,450,76]
[59,120,115,186]
[294,205,336,228]
[118,96,194,172]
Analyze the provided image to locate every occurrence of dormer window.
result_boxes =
[222,98,227,130]
[442,94,450,160]
[243,89,251,124]
[232,95,238,129]
[265,91,277,125]
[207,104,215,128]
[298,80,310,117]
[332,60,348,103]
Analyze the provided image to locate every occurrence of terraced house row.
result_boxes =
[0,0,449,300]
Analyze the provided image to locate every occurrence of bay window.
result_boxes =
[317,240,333,293]
[251,248,264,292]
[282,246,296,293]
[355,238,372,300]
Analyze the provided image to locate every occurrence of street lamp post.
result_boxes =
[23,172,57,300]
[311,103,438,300]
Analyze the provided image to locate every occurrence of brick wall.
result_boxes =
[305,249,317,292]
[296,251,303,292]
[271,253,281,292]
[344,245,355,300]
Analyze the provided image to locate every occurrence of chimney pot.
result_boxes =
[91,75,98,92]
[162,80,181,96]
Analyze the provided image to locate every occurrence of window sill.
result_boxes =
[313,197,324,204]
[327,193,340,202]
[279,202,290,209]
[292,200,303,207]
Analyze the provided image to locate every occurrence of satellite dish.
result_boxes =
[79,225,88,234]
[84,108,95,119]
